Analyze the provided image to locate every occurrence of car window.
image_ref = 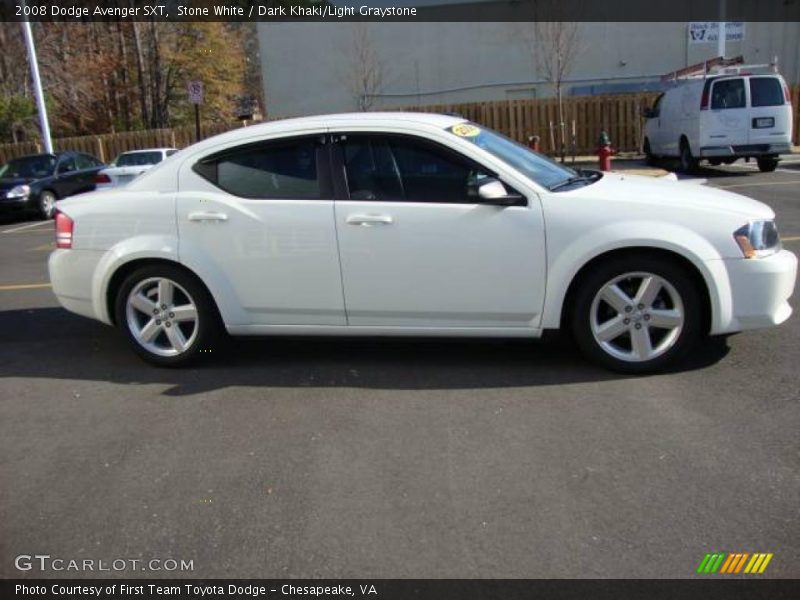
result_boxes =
[750,77,784,107]
[166,149,178,157]
[341,135,491,203]
[446,122,577,190]
[193,138,320,199]
[652,94,664,116]
[57,157,77,174]
[0,155,56,179]
[711,78,745,109]
[116,151,164,167]
[75,154,97,170]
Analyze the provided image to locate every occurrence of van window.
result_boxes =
[750,77,784,107]
[711,79,745,109]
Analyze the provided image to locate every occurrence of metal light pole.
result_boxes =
[21,19,53,153]
[717,0,727,59]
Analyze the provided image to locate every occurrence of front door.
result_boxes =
[332,133,546,329]
[177,135,346,326]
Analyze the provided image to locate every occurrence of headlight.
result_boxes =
[733,220,781,259]
[6,184,30,199]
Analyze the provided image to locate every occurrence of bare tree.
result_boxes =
[348,23,385,111]
[515,20,580,160]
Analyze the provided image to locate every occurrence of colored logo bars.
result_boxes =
[697,552,773,574]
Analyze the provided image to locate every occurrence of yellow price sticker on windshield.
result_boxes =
[451,124,481,137]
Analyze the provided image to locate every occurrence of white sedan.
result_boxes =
[94,148,177,189]
[48,113,797,372]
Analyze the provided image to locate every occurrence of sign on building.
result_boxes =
[688,22,745,44]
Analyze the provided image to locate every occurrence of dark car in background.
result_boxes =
[0,151,105,219]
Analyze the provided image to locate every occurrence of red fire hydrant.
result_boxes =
[528,135,540,152]
[596,131,615,171]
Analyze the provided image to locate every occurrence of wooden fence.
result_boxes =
[2,86,799,163]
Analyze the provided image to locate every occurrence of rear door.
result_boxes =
[748,76,792,147]
[74,153,103,193]
[707,77,749,148]
[177,134,346,326]
[54,155,81,197]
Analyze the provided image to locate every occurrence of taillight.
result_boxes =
[783,83,791,104]
[95,173,111,184]
[700,89,709,110]
[55,211,74,249]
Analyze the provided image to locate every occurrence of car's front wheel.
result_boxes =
[115,265,220,367]
[38,190,57,219]
[571,256,702,373]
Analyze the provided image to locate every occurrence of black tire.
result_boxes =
[679,139,698,173]
[38,190,57,220]
[643,138,655,166]
[570,255,703,374]
[708,158,722,166]
[114,264,221,367]
[757,157,778,173]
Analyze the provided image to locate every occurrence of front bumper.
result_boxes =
[700,143,791,158]
[0,195,33,212]
[720,249,797,333]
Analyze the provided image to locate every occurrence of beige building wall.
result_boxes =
[258,21,800,117]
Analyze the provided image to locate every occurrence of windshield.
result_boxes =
[0,155,56,179]
[446,122,579,190]
[115,151,164,167]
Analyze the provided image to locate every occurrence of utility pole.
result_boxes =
[21,18,53,153]
[717,0,727,59]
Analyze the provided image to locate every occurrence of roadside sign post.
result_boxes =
[188,81,204,142]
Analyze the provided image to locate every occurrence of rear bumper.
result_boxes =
[700,143,791,158]
[48,248,105,322]
[717,249,797,333]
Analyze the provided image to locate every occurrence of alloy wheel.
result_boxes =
[589,272,685,362]
[125,277,199,357]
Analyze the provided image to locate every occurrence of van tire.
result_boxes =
[643,138,655,165]
[679,139,698,173]
[757,157,778,173]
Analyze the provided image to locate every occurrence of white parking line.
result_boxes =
[0,221,51,234]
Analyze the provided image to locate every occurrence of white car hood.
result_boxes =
[569,172,774,220]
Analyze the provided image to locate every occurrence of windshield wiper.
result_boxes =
[548,170,601,192]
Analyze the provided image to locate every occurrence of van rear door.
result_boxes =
[748,76,792,148]
[705,77,749,149]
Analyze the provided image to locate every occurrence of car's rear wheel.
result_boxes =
[571,256,702,373]
[643,138,655,165]
[679,139,697,173]
[115,265,220,367]
[38,190,57,220]
[757,157,778,172]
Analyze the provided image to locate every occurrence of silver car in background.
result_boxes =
[94,148,178,189]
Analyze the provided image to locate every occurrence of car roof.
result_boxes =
[188,112,466,151]
[118,148,176,154]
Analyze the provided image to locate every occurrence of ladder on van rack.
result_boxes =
[661,55,780,82]
[661,56,744,81]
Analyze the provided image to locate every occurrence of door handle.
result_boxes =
[346,214,393,227]
[188,211,228,222]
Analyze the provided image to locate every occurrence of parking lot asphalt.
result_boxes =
[0,162,798,579]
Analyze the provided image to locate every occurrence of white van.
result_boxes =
[643,69,793,172]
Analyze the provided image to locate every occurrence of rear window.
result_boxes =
[116,151,164,167]
[750,77,784,107]
[193,138,320,200]
[711,79,745,109]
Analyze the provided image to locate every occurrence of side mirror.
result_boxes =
[472,178,524,206]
